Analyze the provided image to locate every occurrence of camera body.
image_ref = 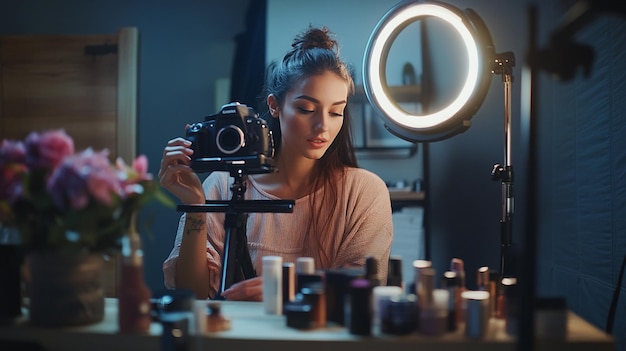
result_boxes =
[186,102,274,173]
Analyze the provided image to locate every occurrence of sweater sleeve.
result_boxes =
[334,169,393,282]
[162,172,230,298]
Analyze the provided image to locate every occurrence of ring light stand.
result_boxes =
[490,52,516,278]
[363,0,515,278]
[178,168,294,299]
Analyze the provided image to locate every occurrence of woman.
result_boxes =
[160,26,393,301]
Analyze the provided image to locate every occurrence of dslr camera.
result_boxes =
[186,102,275,173]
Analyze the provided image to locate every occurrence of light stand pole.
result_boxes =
[491,51,516,278]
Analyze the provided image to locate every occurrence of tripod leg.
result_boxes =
[216,211,257,298]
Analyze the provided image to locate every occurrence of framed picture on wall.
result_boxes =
[363,104,415,148]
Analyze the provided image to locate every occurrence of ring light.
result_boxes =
[363,0,495,142]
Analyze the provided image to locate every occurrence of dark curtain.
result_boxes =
[229,0,267,113]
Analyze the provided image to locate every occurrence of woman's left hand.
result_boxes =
[219,277,263,301]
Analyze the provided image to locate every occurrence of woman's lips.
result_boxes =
[307,137,328,149]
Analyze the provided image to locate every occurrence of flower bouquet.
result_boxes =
[0,129,173,326]
[0,129,172,253]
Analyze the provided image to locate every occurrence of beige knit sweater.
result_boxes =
[163,167,393,298]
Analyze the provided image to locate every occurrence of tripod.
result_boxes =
[178,169,294,299]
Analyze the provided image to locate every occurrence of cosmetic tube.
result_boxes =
[262,256,283,315]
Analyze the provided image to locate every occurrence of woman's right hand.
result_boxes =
[158,137,205,204]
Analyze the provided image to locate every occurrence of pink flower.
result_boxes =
[25,130,74,170]
[48,148,123,210]
[0,139,26,165]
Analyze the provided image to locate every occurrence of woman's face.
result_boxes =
[270,71,349,161]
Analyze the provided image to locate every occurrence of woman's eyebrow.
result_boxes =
[295,95,347,106]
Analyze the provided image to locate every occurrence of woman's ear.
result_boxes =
[267,94,280,118]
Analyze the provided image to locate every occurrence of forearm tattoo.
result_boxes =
[184,215,206,236]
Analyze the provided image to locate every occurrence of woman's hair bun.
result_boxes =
[292,26,337,52]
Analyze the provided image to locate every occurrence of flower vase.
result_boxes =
[27,250,105,326]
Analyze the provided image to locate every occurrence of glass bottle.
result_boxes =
[118,213,152,333]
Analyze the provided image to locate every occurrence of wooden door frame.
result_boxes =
[117,27,138,162]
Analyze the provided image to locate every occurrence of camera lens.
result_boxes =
[216,126,245,154]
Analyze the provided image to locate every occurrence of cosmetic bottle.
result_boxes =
[263,256,283,315]
[493,272,505,319]
[419,289,449,336]
[373,285,404,335]
[477,267,497,319]
[416,267,435,310]
[450,258,466,289]
[462,290,491,339]
[118,224,152,334]
[282,262,296,308]
[205,302,231,333]
[502,277,518,336]
[296,257,321,294]
[385,294,418,335]
[324,268,362,326]
[300,282,326,328]
[365,256,381,286]
[412,259,432,296]
[346,278,373,335]
[386,256,404,289]
[441,271,460,331]
[450,258,466,324]
[296,256,315,274]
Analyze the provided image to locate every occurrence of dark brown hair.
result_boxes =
[263,26,358,266]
